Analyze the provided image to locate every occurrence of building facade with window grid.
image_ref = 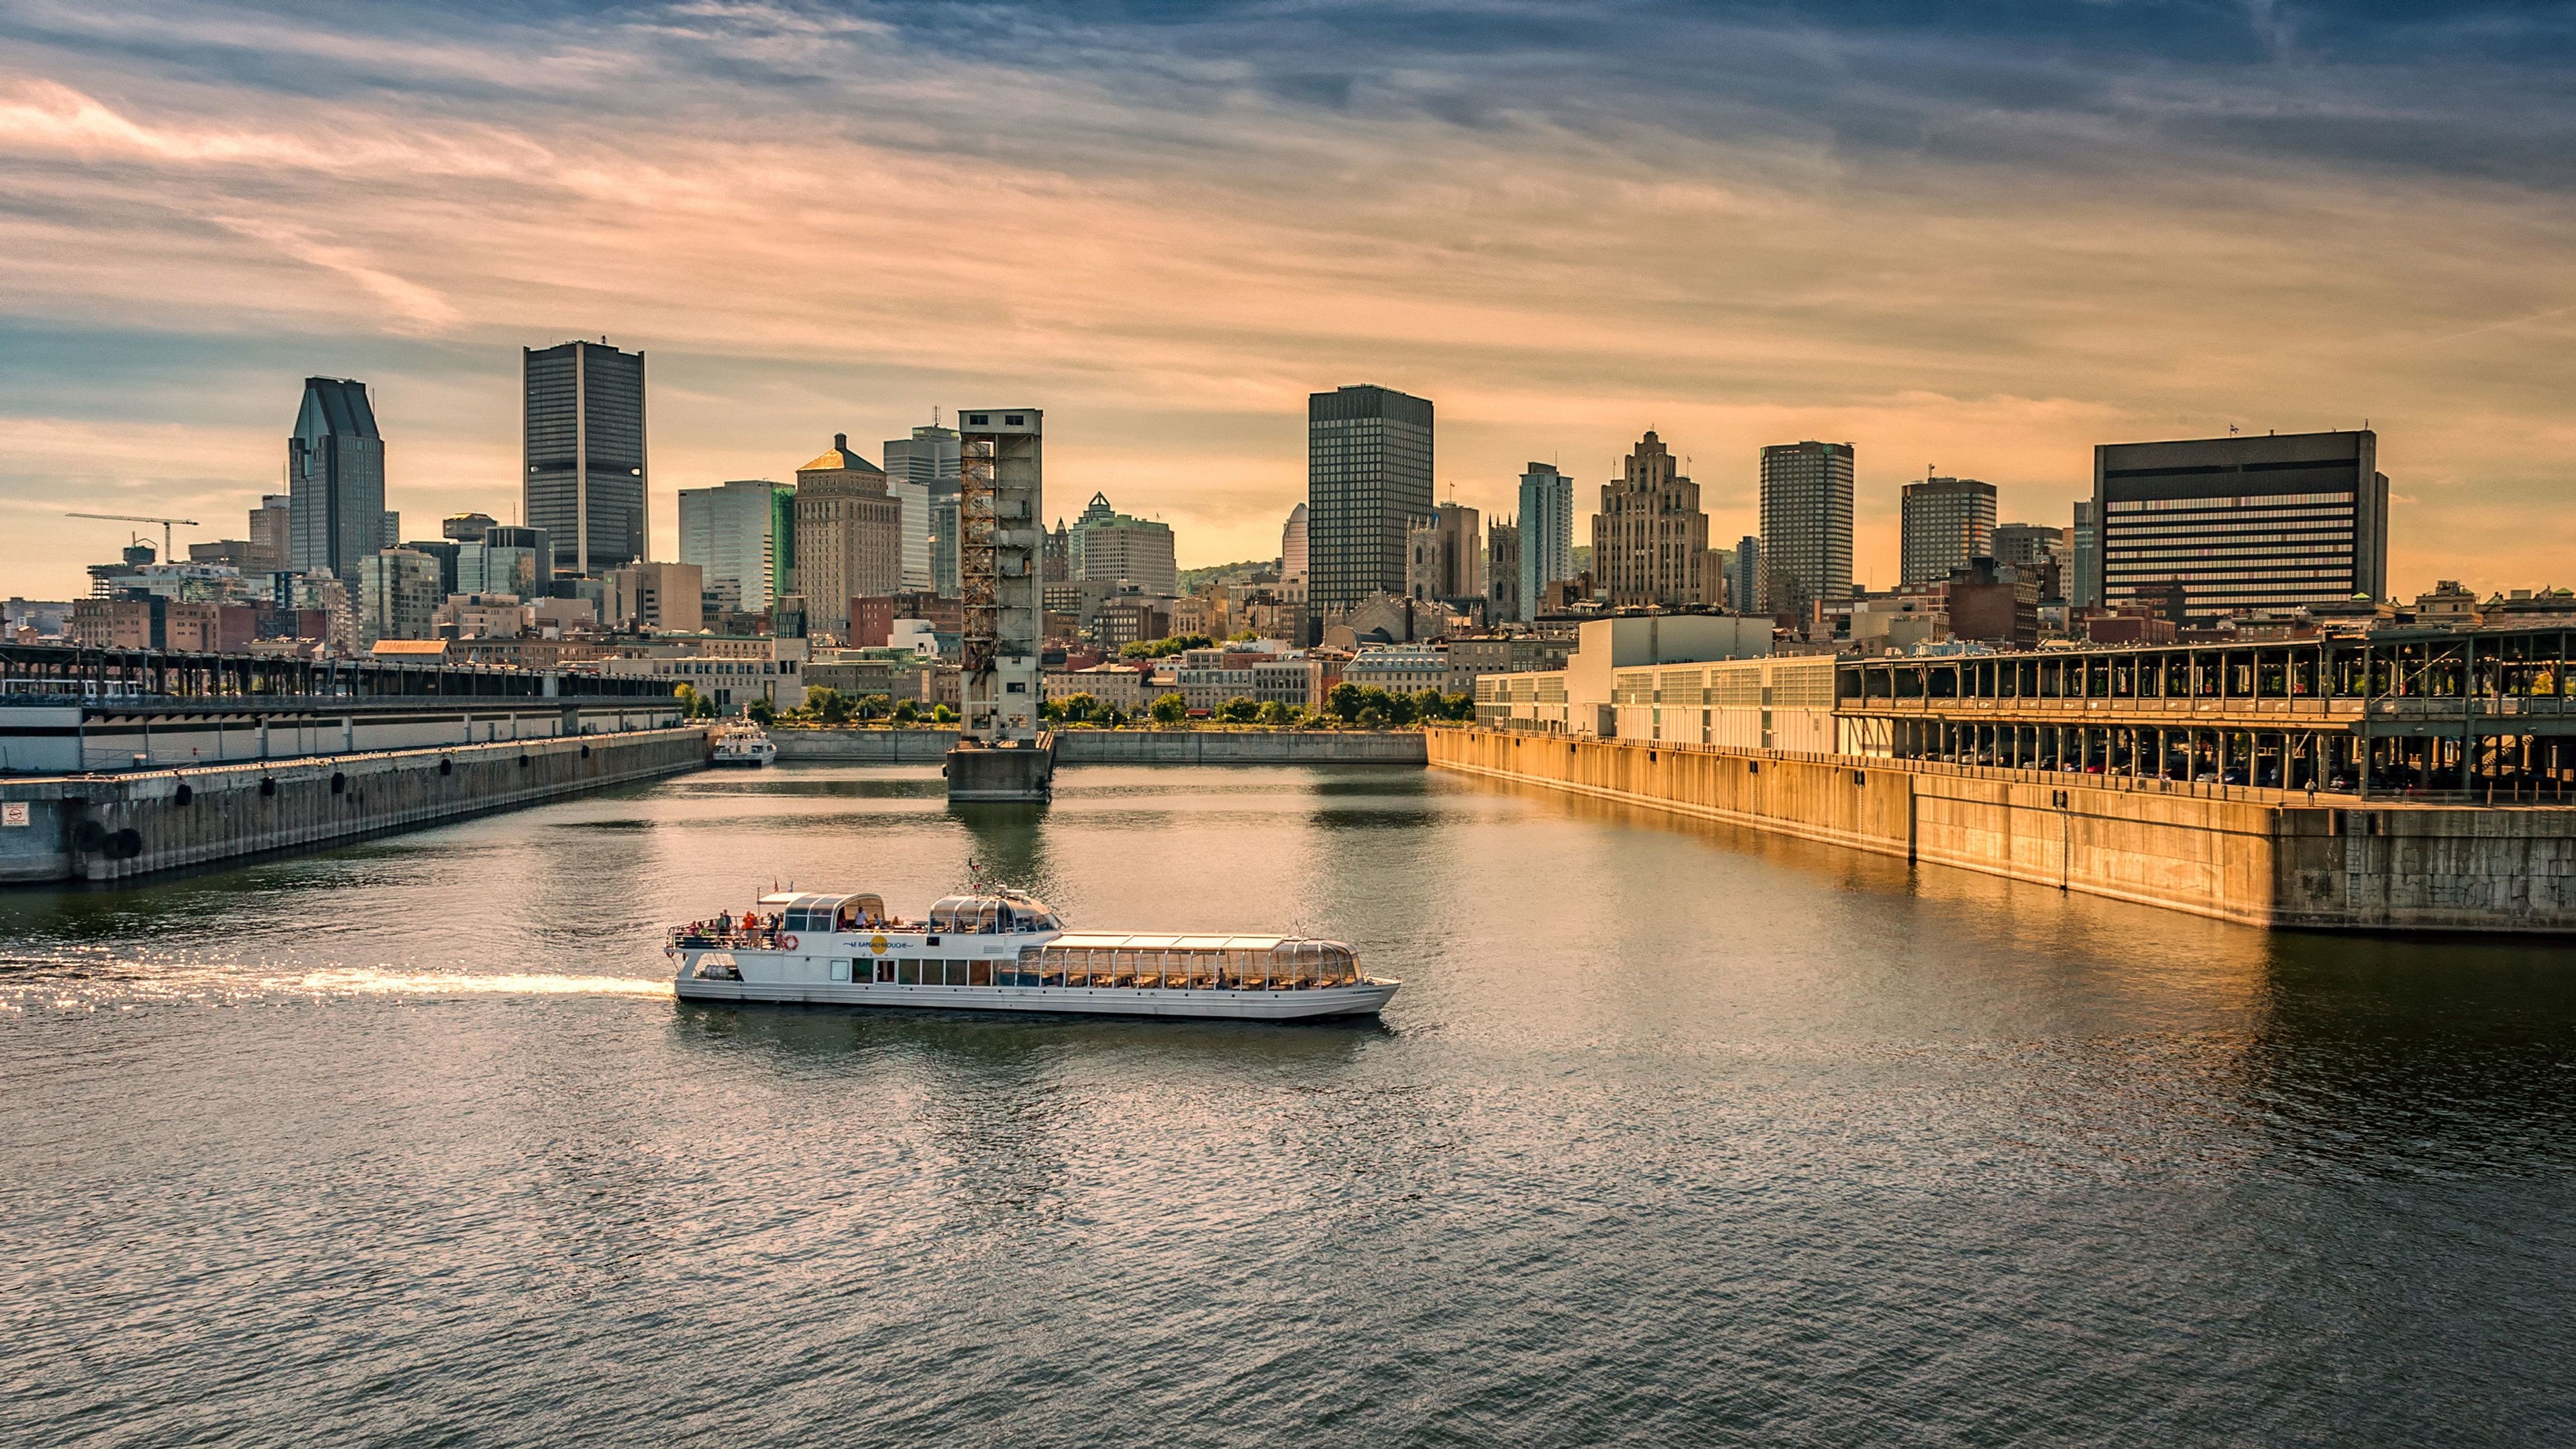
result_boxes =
[1593,431,1715,608]
[524,341,647,578]
[1898,476,1996,585]
[1759,441,1854,621]
[2092,430,2387,621]
[1307,385,1434,629]
[1515,463,1574,623]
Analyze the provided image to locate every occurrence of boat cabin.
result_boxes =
[758,892,888,934]
[925,893,1063,934]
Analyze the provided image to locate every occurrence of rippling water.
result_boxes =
[5,763,2574,1445]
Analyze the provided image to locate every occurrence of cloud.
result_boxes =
[2,1,2576,595]
[208,215,462,332]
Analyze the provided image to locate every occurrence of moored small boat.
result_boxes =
[710,723,778,767]
[667,887,1395,1020]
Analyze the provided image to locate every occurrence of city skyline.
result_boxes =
[9,4,2576,600]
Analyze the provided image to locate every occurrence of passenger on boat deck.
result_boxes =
[716,911,732,934]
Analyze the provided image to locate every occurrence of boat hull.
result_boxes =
[672,974,1395,1020]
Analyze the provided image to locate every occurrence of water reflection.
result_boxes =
[948,801,1051,892]
[7,761,2576,1445]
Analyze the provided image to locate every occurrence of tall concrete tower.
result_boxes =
[948,406,1051,800]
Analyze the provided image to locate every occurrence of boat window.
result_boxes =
[830,959,851,983]
[896,959,920,985]
[875,959,894,983]
[928,902,957,931]
[967,961,991,987]
[1039,949,1067,987]
[976,901,1001,934]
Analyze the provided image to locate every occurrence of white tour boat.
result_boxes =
[667,887,1396,1020]
[710,723,778,767]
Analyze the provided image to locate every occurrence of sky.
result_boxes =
[5,0,2576,601]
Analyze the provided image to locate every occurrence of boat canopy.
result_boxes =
[927,892,1062,934]
[762,893,886,932]
[1030,936,1362,987]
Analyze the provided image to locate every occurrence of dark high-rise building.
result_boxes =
[523,340,647,577]
[1759,441,1854,622]
[1898,476,1995,586]
[2092,429,2388,620]
[286,377,386,580]
[1307,384,1434,625]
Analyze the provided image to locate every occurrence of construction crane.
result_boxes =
[66,511,201,562]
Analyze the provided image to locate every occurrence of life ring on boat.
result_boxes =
[778,933,800,951]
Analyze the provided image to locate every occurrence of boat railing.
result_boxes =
[666,924,782,950]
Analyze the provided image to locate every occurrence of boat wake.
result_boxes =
[2,959,672,1012]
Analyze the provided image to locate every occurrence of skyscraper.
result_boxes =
[1592,431,1715,608]
[793,435,902,636]
[1899,476,1996,585]
[885,423,962,595]
[1517,462,1574,625]
[286,377,386,579]
[1730,535,1764,616]
[1760,441,1854,623]
[679,479,786,613]
[1281,502,1308,581]
[2092,429,2387,619]
[2071,500,2100,609]
[1069,492,1178,596]
[1307,384,1434,624]
[523,339,647,577]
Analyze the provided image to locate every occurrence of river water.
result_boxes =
[4,763,2573,1446]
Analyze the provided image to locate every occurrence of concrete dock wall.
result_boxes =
[0,727,708,884]
[1426,727,1910,857]
[774,729,1428,765]
[1428,727,2576,932]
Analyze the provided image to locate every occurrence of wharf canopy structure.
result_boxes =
[1474,622,2576,798]
[2090,429,2387,619]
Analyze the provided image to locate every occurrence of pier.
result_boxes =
[0,643,702,883]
